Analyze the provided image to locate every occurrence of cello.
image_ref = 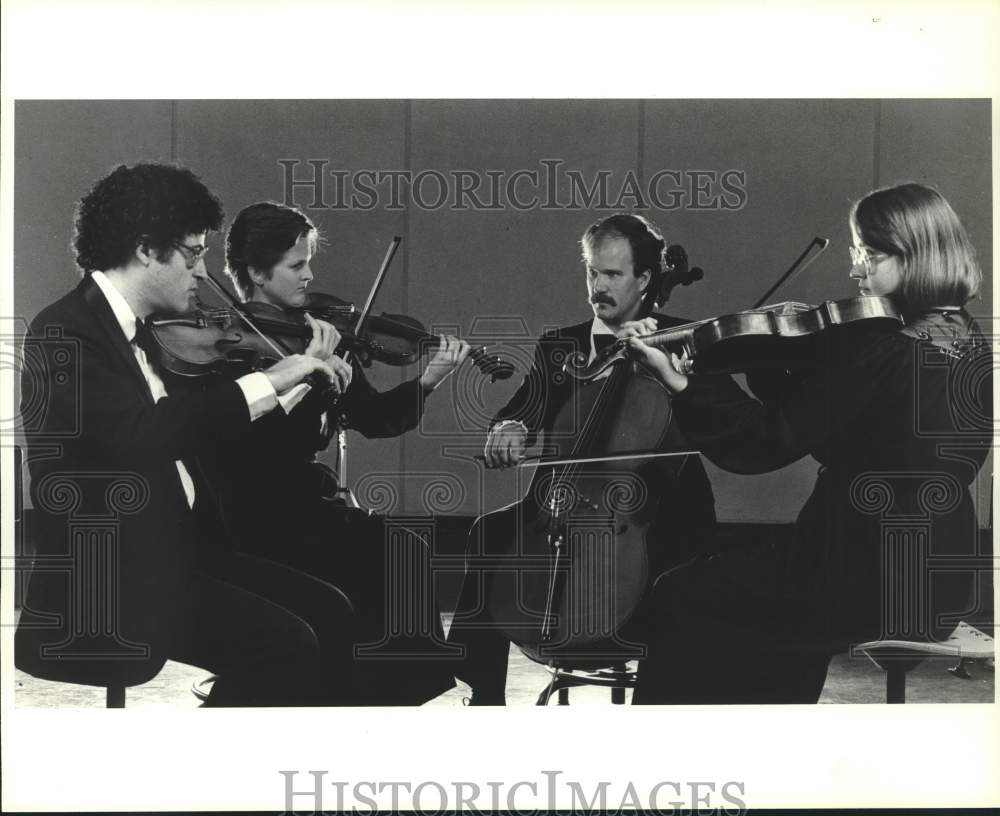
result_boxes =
[477,237,902,670]
[482,244,705,666]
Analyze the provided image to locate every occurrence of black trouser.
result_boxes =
[172,549,366,707]
[631,555,833,704]
[240,508,457,706]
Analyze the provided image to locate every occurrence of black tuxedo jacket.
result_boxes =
[16,276,253,687]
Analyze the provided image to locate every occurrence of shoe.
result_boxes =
[467,689,506,706]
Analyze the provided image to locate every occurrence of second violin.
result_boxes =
[295,291,514,382]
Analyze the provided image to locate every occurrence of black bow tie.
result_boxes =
[132,317,156,357]
[593,334,616,355]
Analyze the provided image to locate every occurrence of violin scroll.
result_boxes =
[469,347,515,382]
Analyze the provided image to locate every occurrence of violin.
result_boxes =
[146,292,515,385]
[569,295,904,379]
[294,292,515,382]
[145,299,315,379]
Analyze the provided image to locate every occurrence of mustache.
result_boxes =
[590,293,616,306]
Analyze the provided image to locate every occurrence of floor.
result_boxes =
[13,617,995,708]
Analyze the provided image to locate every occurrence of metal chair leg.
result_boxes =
[537,664,638,705]
[886,665,906,704]
[106,685,126,708]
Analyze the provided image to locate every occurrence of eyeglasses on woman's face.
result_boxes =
[849,244,890,274]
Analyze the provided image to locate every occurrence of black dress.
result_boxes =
[199,361,457,705]
[640,309,993,702]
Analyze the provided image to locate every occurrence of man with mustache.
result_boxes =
[447,213,737,704]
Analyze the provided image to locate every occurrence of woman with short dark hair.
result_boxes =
[200,200,469,705]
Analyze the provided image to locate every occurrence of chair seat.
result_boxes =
[855,622,994,661]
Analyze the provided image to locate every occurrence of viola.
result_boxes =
[145,299,313,379]
[568,295,904,379]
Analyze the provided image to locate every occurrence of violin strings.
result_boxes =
[201,274,289,359]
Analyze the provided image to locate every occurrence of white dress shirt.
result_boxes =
[588,317,618,363]
[587,317,619,382]
[90,271,278,508]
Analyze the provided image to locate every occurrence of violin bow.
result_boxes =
[201,270,349,407]
[340,236,403,367]
[477,448,700,468]
[751,236,829,309]
[201,271,296,359]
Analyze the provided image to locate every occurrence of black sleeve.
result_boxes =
[337,361,428,439]
[25,328,252,465]
[490,340,547,445]
[672,325,904,474]
[744,367,811,403]
[490,332,582,446]
[257,384,333,455]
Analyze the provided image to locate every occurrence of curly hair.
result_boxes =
[73,163,224,273]
[225,201,318,301]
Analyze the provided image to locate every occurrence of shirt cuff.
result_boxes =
[236,372,278,421]
[277,382,312,414]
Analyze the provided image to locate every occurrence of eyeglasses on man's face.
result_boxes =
[172,241,209,269]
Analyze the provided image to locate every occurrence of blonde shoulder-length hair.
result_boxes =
[851,183,981,313]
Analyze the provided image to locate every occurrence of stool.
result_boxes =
[855,622,994,703]
[536,662,638,705]
[16,446,131,710]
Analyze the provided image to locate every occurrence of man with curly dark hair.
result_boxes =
[16,163,354,706]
